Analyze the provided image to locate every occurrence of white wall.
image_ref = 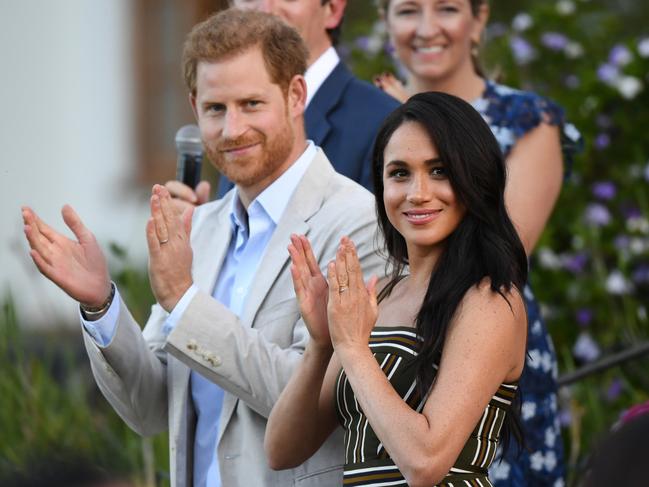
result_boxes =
[0,1,151,328]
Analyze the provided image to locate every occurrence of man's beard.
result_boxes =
[205,119,295,189]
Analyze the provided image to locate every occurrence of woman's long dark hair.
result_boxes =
[372,92,528,450]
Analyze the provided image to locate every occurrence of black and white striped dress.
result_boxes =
[335,326,518,487]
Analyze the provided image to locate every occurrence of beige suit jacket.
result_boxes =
[83,149,386,486]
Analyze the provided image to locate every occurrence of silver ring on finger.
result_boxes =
[159,238,169,244]
[339,286,348,294]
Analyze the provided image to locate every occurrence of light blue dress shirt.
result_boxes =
[82,141,316,487]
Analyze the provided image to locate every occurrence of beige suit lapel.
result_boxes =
[191,197,233,294]
[217,150,335,440]
[241,149,334,327]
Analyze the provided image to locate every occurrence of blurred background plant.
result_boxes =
[342,0,648,483]
[0,246,169,487]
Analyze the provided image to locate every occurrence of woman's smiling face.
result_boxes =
[385,0,487,84]
[383,121,466,254]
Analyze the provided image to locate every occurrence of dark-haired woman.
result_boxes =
[265,92,528,486]
[373,2,583,484]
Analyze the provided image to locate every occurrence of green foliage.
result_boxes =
[0,253,168,485]
[342,0,649,482]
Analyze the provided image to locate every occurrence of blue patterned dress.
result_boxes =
[471,81,582,487]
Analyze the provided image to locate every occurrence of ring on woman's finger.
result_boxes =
[339,286,348,294]
[159,238,169,244]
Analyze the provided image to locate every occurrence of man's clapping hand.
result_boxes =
[22,205,112,309]
[146,184,195,312]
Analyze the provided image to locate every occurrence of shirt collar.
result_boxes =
[304,46,340,107]
[229,141,317,230]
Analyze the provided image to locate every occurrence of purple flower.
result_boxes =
[565,75,580,89]
[576,308,593,327]
[597,63,620,84]
[541,32,569,51]
[621,205,642,219]
[563,252,589,274]
[512,13,533,32]
[596,114,612,129]
[559,409,572,427]
[584,203,612,226]
[638,38,649,58]
[354,36,370,52]
[594,133,610,150]
[606,378,624,402]
[573,331,601,363]
[592,181,617,200]
[486,22,507,40]
[632,265,649,284]
[614,234,630,250]
[510,36,536,65]
[609,44,632,66]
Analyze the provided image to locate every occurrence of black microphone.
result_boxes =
[175,124,203,189]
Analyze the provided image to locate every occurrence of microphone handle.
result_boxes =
[177,153,203,189]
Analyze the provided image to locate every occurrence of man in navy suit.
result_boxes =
[167,1,399,204]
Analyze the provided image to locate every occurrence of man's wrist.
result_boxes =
[160,280,193,312]
[80,283,115,321]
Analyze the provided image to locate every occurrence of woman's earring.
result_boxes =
[471,40,480,58]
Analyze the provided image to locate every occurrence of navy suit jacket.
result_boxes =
[217,61,399,196]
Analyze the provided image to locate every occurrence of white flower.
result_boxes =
[372,19,387,36]
[606,270,633,295]
[545,451,558,470]
[572,235,585,249]
[538,247,562,269]
[629,238,647,255]
[550,394,558,412]
[522,401,537,420]
[627,217,649,234]
[629,164,642,178]
[512,12,533,31]
[638,37,649,58]
[615,75,643,100]
[564,41,584,58]
[527,349,542,369]
[564,122,581,142]
[366,35,384,55]
[530,452,545,471]
[573,332,601,362]
[490,461,511,480]
[545,427,557,447]
[554,480,566,487]
[638,306,647,321]
[645,162,649,181]
[556,0,576,15]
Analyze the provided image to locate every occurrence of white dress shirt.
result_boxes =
[304,46,340,107]
[82,141,317,486]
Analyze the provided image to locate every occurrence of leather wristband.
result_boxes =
[80,283,115,318]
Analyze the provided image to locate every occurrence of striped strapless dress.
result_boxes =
[335,326,518,487]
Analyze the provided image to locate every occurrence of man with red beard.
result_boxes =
[22,9,383,487]
[167,0,399,206]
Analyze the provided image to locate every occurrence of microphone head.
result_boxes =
[175,124,203,156]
